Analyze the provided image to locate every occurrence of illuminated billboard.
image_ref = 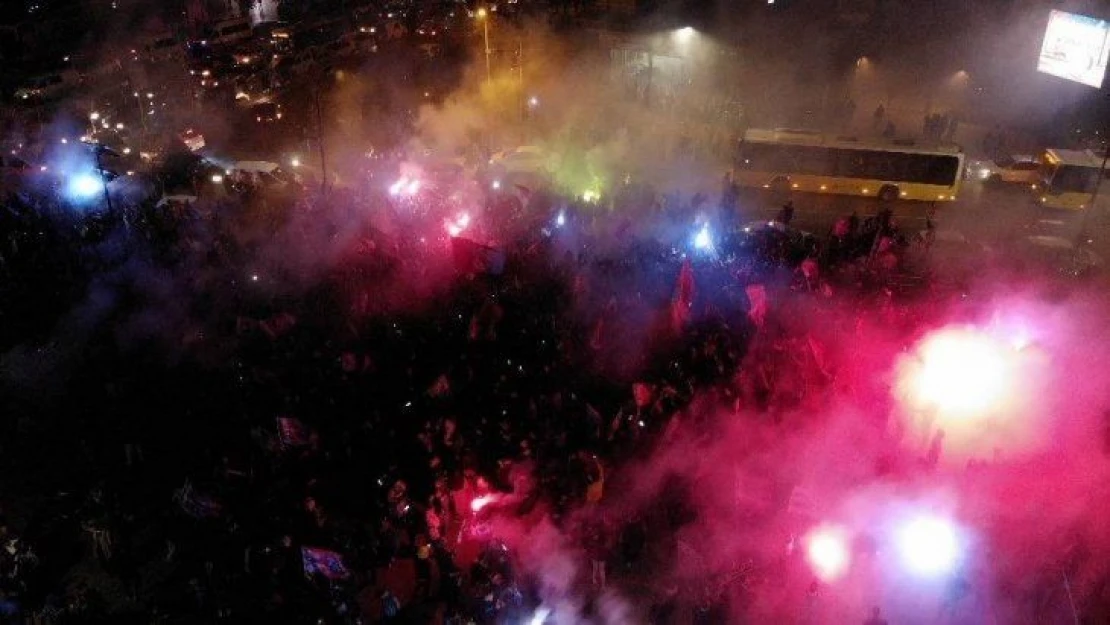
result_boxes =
[1037,10,1110,88]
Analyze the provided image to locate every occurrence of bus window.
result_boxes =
[835,149,869,178]
[923,155,960,185]
[793,146,833,176]
[737,142,774,170]
[1051,166,1099,193]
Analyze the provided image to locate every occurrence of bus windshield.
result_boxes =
[1049,165,1100,194]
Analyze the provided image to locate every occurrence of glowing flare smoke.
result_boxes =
[67,174,101,200]
[897,516,960,576]
[445,212,471,237]
[804,525,851,582]
[912,328,1009,418]
[470,494,496,513]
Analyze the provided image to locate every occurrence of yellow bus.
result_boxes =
[1033,148,1107,211]
[734,129,965,202]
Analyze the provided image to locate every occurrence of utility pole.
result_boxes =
[1076,140,1108,247]
[94,147,114,215]
[314,86,328,195]
[477,8,491,86]
[517,39,524,124]
[1076,94,1109,248]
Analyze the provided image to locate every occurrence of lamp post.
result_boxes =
[477,8,491,86]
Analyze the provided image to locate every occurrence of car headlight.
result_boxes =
[978,168,990,179]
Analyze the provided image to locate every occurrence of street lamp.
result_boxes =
[476,7,491,86]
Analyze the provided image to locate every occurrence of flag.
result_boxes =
[670,259,695,331]
[277,416,311,449]
[451,237,505,276]
[632,382,654,409]
[746,284,767,329]
[260,312,297,340]
[427,374,451,397]
[301,546,350,580]
[176,480,222,519]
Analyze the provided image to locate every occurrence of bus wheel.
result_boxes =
[878,185,899,202]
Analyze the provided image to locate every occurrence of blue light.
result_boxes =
[67,173,101,200]
[693,224,713,250]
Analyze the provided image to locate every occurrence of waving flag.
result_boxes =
[670,259,696,331]
[176,480,222,519]
[277,417,311,449]
[301,546,350,580]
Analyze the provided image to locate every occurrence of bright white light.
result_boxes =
[122,147,131,155]
[290,157,301,168]
[68,174,101,199]
[471,494,495,513]
[805,525,851,582]
[898,516,960,576]
[676,27,695,41]
[211,174,224,183]
[445,212,471,237]
[555,210,566,227]
[491,179,501,190]
[89,112,100,121]
[693,224,713,250]
[529,96,539,107]
[115,123,124,130]
[406,179,421,195]
[389,178,406,196]
[529,607,551,625]
[910,328,1010,418]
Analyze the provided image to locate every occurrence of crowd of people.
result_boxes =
[0,152,965,625]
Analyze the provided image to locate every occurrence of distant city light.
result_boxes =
[89,112,100,121]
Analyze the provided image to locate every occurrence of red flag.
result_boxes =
[632,382,654,409]
[746,284,767,329]
[671,260,695,331]
[451,237,506,275]
[675,259,694,309]
[590,317,605,350]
